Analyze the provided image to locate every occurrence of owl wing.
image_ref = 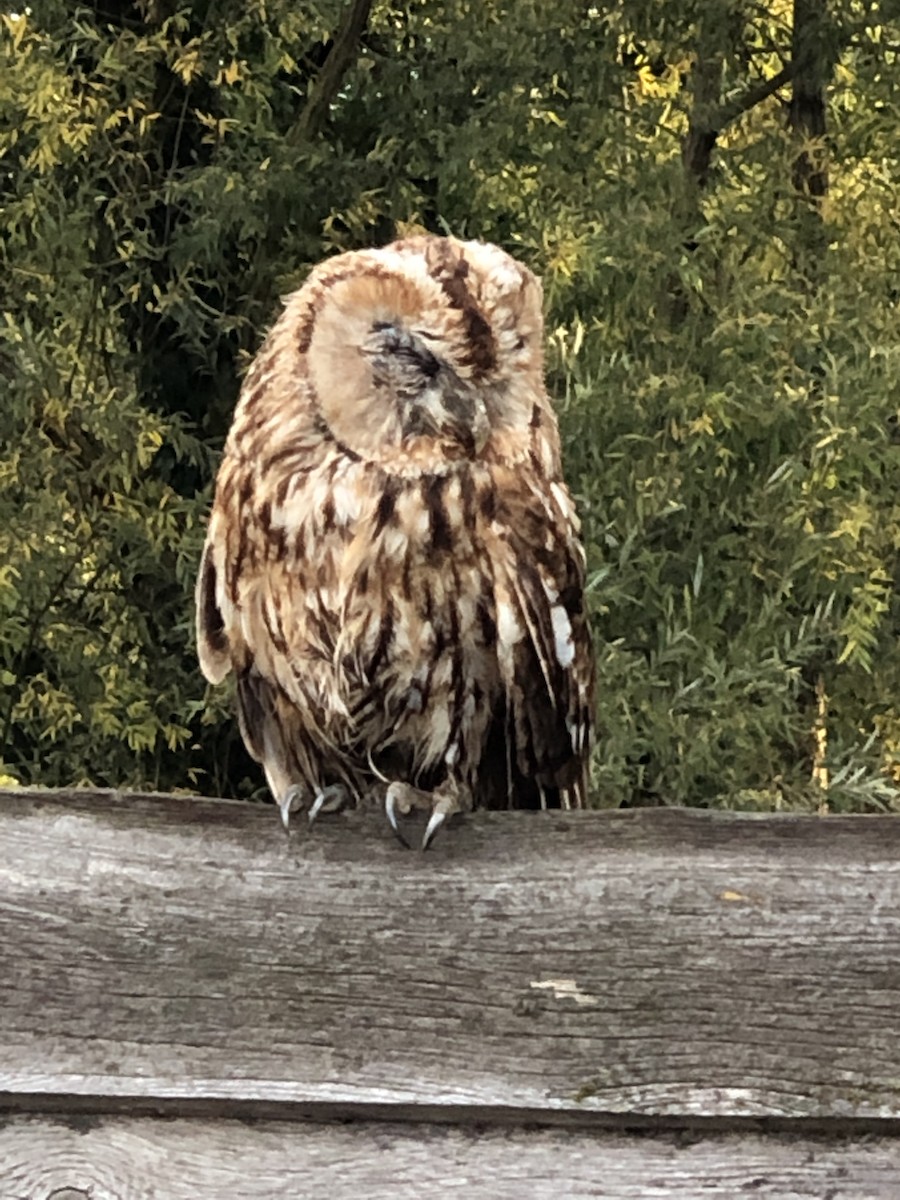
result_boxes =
[196,530,233,687]
[488,473,594,810]
[195,448,319,805]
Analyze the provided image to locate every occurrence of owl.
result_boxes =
[196,235,594,847]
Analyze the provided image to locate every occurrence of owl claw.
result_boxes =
[279,785,306,831]
[384,790,412,849]
[307,792,327,825]
[422,809,446,850]
[308,784,351,827]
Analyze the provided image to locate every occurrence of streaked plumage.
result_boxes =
[196,235,594,843]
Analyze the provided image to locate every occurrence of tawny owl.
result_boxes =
[196,236,594,847]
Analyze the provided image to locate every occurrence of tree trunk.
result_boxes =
[789,0,835,281]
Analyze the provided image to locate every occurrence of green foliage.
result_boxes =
[1,0,898,809]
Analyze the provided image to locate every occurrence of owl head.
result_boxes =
[289,236,547,470]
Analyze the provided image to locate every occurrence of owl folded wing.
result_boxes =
[490,478,593,809]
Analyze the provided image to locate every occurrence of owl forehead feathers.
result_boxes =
[296,235,544,376]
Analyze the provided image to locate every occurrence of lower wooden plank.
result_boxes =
[1,1114,898,1199]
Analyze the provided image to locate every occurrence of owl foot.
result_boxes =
[278,784,350,831]
[384,780,471,850]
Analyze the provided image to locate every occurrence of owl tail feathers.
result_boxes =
[195,542,232,684]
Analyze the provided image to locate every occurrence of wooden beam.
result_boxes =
[1,789,900,1126]
[2,1114,899,1198]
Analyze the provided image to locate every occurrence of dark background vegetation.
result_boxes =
[2,0,898,809]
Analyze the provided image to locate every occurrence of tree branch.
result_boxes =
[684,64,794,182]
[719,63,794,128]
[289,0,373,145]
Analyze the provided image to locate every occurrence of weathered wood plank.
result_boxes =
[1,1115,899,1199]
[1,788,900,1123]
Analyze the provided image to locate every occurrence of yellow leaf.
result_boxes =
[2,12,27,50]
[173,48,201,84]
[689,413,715,437]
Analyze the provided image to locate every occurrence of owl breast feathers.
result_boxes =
[196,235,594,839]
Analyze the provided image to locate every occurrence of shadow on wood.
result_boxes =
[1,788,899,1196]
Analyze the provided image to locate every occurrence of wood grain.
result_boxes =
[1,788,900,1127]
[1,1115,899,1199]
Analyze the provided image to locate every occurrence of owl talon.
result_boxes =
[422,809,447,850]
[385,791,412,849]
[308,784,351,827]
[384,781,469,850]
[279,785,306,831]
[384,782,432,850]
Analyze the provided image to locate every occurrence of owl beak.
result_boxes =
[472,397,490,455]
